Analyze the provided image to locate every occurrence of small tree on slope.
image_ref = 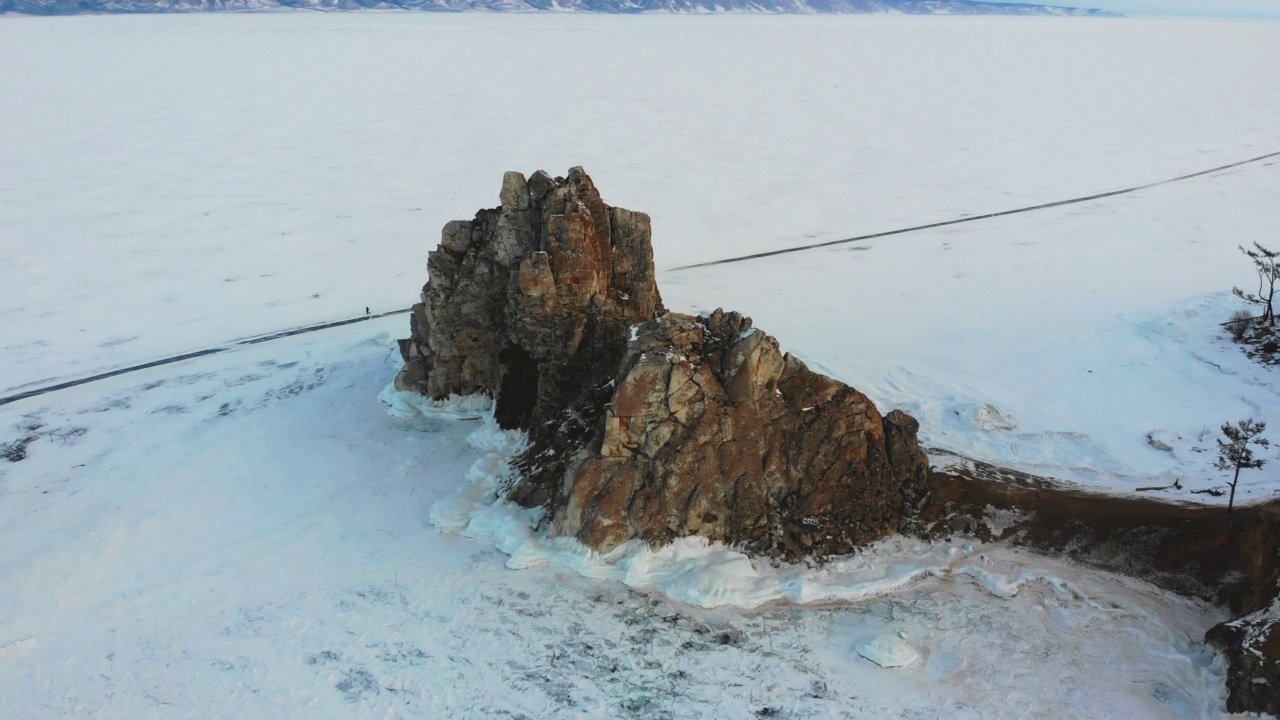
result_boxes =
[1215,419,1269,513]
[1233,242,1279,327]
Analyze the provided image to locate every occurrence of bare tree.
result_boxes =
[1215,419,1269,512]
[1233,242,1279,327]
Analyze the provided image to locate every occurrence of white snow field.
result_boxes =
[1,11,1279,718]
[0,326,1234,718]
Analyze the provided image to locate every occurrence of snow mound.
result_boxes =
[975,403,1018,431]
[1147,429,1178,453]
[856,633,920,668]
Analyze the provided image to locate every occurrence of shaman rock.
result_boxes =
[396,168,929,558]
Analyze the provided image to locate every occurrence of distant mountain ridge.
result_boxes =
[1,0,1116,17]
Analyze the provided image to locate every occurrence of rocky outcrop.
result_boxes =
[534,310,930,555]
[1207,612,1280,715]
[397,168,930,558]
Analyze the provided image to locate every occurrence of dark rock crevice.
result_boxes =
[494,344,539,429]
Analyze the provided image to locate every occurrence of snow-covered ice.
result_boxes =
[855,634,920,668]
[0,324,1236,717]
[3,11,1280,717]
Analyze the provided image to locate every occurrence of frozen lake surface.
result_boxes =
[2,11,1278,499]
[2,12,1279,718]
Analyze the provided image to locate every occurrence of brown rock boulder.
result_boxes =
[1207,614,1280,715]
[396,168,930,559]
[543,309,930,557]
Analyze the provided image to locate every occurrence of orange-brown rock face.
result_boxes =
[542,310,930,557]
[397,168,929,559]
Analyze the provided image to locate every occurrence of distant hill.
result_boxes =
[0,0,1117,17]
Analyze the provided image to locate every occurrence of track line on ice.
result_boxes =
[8,149,1276,406]
[0,307,412,407]
[668,148,1280,271]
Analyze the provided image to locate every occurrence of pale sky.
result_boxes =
[1073,0,1280,17]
